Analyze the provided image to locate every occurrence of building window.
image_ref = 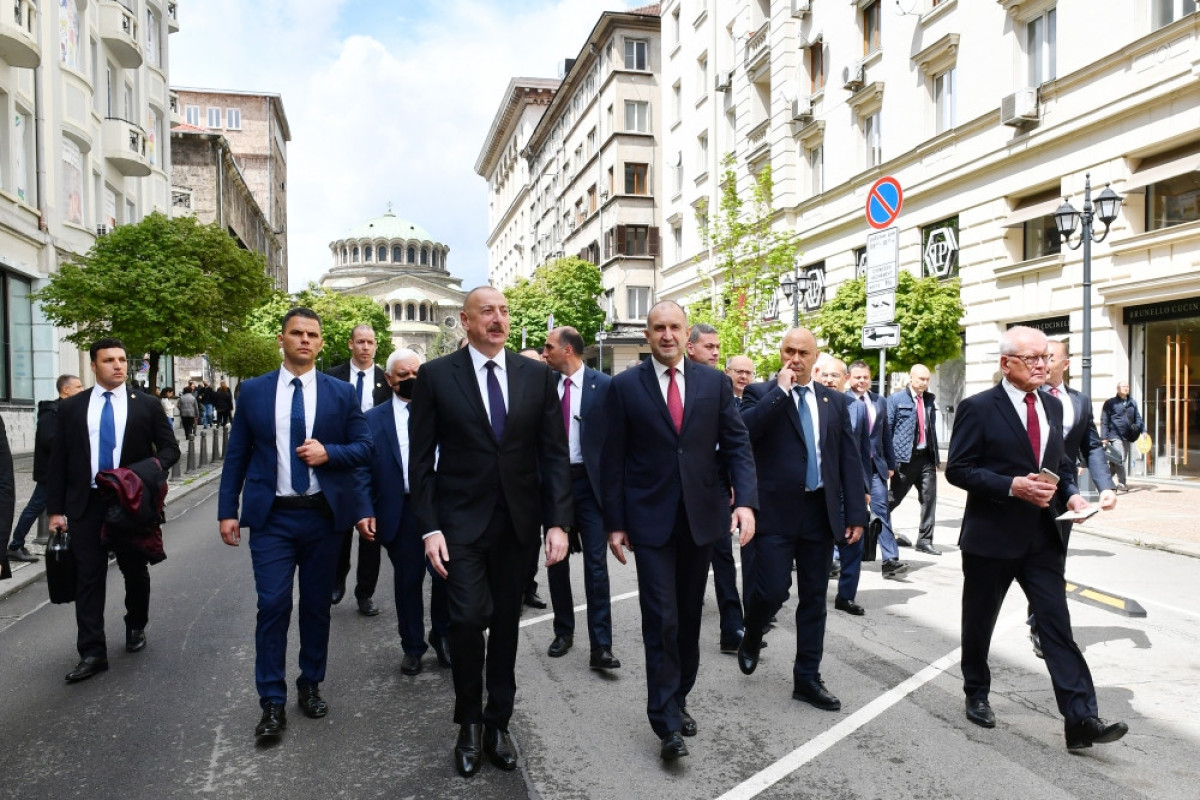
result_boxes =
[207,107,222,128]
[407,303,416,321]
[809,39,826,93]
[672,222,683,262]
[934,67,956,134]
[1026,8,1056,87]
[864,112,882,168]
[0,271,34,401]
[341,248,348,264]
[673,152,684,195]
[421,248,429,265]
[407,246,416,263]
[59,0,80,68]
[1147,172,1200,231]
[364,245,373,262]
[626,225,650,255]
[628,286,652,319]
[809,144,824,194]
[697,132,709,174]
[419,304,427,322]
[184,105,200,126]
[1023,216,1062,260]
[352,246,359,262]
[393,245,402,262]
[587,127,597,157]
[625,100,649,133]
[672,7,681,44]
[697,54,708,95]
[672,82,682,123]
[624,163,649,194]
[226,108,242,130]
[854,246,868,279]
[62,139,84,226]
[1152,0,1197,29]
[863,1,882,55]
[588,184,598,213]
[624,39,648,70]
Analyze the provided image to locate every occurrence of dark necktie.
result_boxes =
[561,377,572,437]
[1024,392,1040,464]
[485,361,507,441]
[290,377,309,494]
[795,386,819,490]
[99,391,116,472]
[860,393,873,432]
[666,367,683,432]
[915,392,926,447]
[356,370,366,408]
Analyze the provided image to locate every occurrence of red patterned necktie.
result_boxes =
[1024,392,1040,463]
[666,367,683,433]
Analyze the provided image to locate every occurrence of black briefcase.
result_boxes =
[862,515,881,563]
[45,529,76,604]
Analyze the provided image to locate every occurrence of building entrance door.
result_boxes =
[1144,320,1200,479]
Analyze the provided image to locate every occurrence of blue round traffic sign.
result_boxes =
[866,176,903,230]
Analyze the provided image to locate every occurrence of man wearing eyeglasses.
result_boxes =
[725,356,756,408]
[945,325,1127,751]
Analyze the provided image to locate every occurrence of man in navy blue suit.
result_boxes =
[847,360,907,579]
[946,325,1127,750]
[736,329,867,712]
[541,326,620,670]
[356,348,450,676]
[603,301,757,761]
[218,307,372,741]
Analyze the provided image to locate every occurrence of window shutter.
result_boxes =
[616,225,627,255]
[648,226,660,257]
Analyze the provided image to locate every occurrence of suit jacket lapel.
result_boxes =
[638,360,678,434]
[503,351,525,442]
[814,383,834,441]
[451,347,493,435]
[679,360,699,433]
[991,384,1037,470]
[381,401,404,472]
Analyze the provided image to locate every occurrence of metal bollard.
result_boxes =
[34,512,50,546]
[199,428,209,466]
[212,424,222,461]
[222,425,229,457]
[186,435,196,472]
[171,454,181,480]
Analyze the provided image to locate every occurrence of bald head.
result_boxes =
[908,364,931,395]
[779,328,819,385]
[820,358,847,390]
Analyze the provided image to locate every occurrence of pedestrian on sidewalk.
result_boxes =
[214,381,234,427]
[6,375,84,563]
[177,386,198,439]
[1101,381,1143,490]
[159,386,177,430]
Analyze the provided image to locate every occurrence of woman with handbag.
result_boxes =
[1101,381,1144,490]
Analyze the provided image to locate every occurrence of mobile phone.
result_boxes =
[1038,467,1060,484]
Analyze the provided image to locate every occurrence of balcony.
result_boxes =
[744,22,770,75]
[167,1,180,33]
[0,0,40,68]
[100,1,143,68]
[103,117,152,177]
[745,119,770,164]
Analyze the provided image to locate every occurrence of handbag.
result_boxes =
[45,528,77,604]
[1103,441,1123,467]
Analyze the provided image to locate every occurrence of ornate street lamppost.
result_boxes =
[780,268,811,328]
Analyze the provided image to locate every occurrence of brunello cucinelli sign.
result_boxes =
[1007,316,1070,336]
[1122,297,1200,325]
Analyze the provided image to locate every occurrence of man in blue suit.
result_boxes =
[355,348,450,676]
[218,307,372,741]
[603,301,757,761]
[542,326,620,670]
[847,360,907,578]
[886,363,941,555]
[736,329,867,713]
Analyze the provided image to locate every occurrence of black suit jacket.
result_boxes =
[569,366,611,505]
[46,387,181,519]
[945,383,1078,559]
[326,362,391,408]
[1043,384,1113,491]
[409,347,573,547]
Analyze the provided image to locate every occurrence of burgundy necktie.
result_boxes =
[1049,386,1059,397]
[561,377,572,436]
[915,392,926,447]
[666,367,683,433]
[1024,392,1040,463]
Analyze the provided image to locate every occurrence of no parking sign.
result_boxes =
[865,176,903,230]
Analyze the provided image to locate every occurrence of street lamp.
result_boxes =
[1054,173,1123,400]
[596,329,607,374]
[780,268,811,328]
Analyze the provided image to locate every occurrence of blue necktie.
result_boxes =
[795,386,819,490]
[356,370,365,409]
[290,377,309,494]
[485,361,507,441]
[99,391,116,472]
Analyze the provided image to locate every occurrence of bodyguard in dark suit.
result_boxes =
[847,361,908,578]
[736,330,867,712]
[603,301,757,761]
[219,308,372,740]
[46,339,179,682]
[410,287,573,778]
[326,323,391,614]
[945,325,1127,750]
[541,326,620,670]
[887,364,941,554]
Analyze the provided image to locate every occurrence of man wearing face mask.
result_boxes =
[356,349,451,676]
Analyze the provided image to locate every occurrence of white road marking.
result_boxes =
[519,589,640,628]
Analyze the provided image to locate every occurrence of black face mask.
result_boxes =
[394,378,416,400]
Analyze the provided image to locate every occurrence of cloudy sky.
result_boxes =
[170,0,641,292]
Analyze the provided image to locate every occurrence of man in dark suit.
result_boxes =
[46,339,180,683]
[356,348,450,676]
[541,326,619,670]
[219,308,372,740]
[886,363,941,555]
[325,323,391,614]
[603,301,757,761]
[946,325,1127,750]
[410,286,573,778]
[847,361,907,578]
[736,329,867,712]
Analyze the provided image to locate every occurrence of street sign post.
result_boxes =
[862,323,900,349]
[865,227,899,296]
[866,291,896,325]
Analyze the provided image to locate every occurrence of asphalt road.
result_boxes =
[1,486,1196,799]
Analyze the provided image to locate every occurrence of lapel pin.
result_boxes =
[822,396,828,403]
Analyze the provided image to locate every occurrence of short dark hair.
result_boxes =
[688,322,718,344]
[89,337,125,362]
[558,326,585,356]
[848,360,871,373]
[56,374,79,392]
[281,307,321,333]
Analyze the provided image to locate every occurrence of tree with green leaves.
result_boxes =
[687,158,801,375]
[208,329,280,380]
[812,271,965,372]
[245,284,393,371]
[34,211,272,390]
[504,256,605,351]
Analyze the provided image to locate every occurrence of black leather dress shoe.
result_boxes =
[357,597,380,617]
[484,725,518,770]
[1030,627,1044,659]
[965,698,996,728]
[737,631,762,675]
[590,648,621,670]
[720,629,744,654]
[126,628,147,653]
[835,597,866,616]
[679,710,697,737]
[455,723,484,777]
[400,653,422,675]
[65,656,109,683]
[660,731,689,761]
[297,684,328,718]
[547,635,573,657]
[7,546,38,563]
[895,534,913,547]
[793,677,841,711]
[523,590,547,609]
[432,637,452,668]
[331,580,346,605]
[881,559,908,578]
[255,702,287,738]
[1065,716,1128,750]
[915,542,942,556]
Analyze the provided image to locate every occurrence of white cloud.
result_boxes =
[170,0,641,291]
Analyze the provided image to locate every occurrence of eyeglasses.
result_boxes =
[729,369,754,377]
[1007,353,1049,367]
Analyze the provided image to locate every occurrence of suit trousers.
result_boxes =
[248,507,341,707]
[889,449,937,543]
[72,491,150,659]
[632,507,714,739]
[381,501,449,655]
[445,505,534,730]
[869,472,900,562]
[548,473,613,649]
[711,534,745,642]
[835,535,863,602]
[745,490,835,684]
[9,481,48,549]
[336,526,382,600]
[960,525,1098,726]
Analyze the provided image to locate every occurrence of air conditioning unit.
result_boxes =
[715,70,732,92]
[842,63,865,91]
[1000,87,1039,127]
[791,97,813,122]
[791,0,811,18]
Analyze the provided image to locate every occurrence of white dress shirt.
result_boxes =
[852,390,876,430]
[87,384,128,485]
[1002,378,1048,464]
[558,365,585,465]
[350,362,376,413]
[392,394,411,494]
[651,357,685,409]
[467,345,509,422]
[789,380,822,482]
[275,366,321,496]
[1045,381,1075,438]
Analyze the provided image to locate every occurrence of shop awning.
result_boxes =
[1122,151,1200,193]
[1001,197,1061,228]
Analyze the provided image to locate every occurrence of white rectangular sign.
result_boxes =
[866,290,895,325]
[865,227,899,295]
[862,323,900,349]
